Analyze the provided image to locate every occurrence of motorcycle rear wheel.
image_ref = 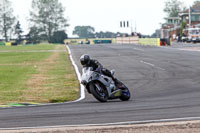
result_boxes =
[119,83,131,101]
[89,82,108,102]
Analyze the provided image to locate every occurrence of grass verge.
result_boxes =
[0,44,79,104]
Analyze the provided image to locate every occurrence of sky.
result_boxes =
[10,0,197,37]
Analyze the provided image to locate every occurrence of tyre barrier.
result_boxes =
[139,38,171,46]
[64,38,116,45]
[0,42,5,46]
[93,40,112,44]
[5,42,12,46]
[160,38,171,46]
[0,42,19,46]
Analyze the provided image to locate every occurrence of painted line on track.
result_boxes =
[66,45,85,102]
[160,46,200,52]
[179,48,200,52]
[2,116,200,130]
[140,60,165,71]
[133,47,145,51]
[140,60,155,67]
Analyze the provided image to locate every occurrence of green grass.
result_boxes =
[0,66,36,102]
[45,51,79,102]
[0,44,63,51]
[0,52,51,64]
[0,44,79,104]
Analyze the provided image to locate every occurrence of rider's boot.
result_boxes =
[112,77,126,90]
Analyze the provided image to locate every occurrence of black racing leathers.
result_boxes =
[83,59,114,80]
[83,59,102,71]
[83,59,124,89]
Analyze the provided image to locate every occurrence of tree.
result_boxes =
[0,0,16,41]
[73,26,95,38]
[15,21,23,43]
[95,31,116,38]
[50,30,68,44]
[103,31,116,38]
[164,0,185,17]
[26,26,42,44]
[95,31,104,38]
[30,0,68,42]
[193,0,200,6]
[180,21,186,36]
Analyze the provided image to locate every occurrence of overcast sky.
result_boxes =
[11,0,196,37]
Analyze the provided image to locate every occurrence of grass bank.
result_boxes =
[0,44,79,104]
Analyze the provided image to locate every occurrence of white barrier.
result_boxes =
[116,37,139,44]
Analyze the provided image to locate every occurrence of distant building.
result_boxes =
[180,2,200,28]
[161,1,200,38]
[165,17,181,26]
[155,29,161,38]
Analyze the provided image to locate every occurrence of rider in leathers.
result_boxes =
[80,54,122,88]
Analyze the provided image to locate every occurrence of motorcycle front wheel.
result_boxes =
[89,82,108,102]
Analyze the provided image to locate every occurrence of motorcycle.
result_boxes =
[81,67,131,102]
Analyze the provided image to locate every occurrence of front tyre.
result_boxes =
[89,82,108,102]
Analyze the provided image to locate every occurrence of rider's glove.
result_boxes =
[95,68,101,73]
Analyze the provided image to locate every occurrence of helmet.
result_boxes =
[80,54,90,66]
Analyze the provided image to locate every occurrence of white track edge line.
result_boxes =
[1,116,200,130]
[66,45,85,102]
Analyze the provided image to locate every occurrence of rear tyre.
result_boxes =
[89,82,108,102]
[115,80,131,101]
[118,83,131,101]
[120,88,131,101]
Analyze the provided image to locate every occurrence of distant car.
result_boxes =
[186,36,192,43]
[192,36,200,43]
[86,40,90,44]
[181,36,187,42]
[79,41,84,44]
[186,28,200,43]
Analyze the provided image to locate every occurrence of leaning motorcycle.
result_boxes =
[81,67,131,102]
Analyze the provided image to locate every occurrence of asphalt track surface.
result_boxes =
[1,43,200,129]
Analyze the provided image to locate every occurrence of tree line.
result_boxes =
[0,0,126,44]
[0,0,68,44]
[3,0,192,43]
[163,0,200,18]
[72,26,126,38]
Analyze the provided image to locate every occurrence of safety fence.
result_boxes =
[116,37,139,44]
[64,38,116,45]
[0,42,5,46]
[65,37,171,46]
[116,37,171,46]
[0,42,17,46]
[138,38,160,46]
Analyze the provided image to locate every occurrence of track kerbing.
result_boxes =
[66,45,85,101]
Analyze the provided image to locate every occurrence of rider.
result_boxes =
[80,54,122,88]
